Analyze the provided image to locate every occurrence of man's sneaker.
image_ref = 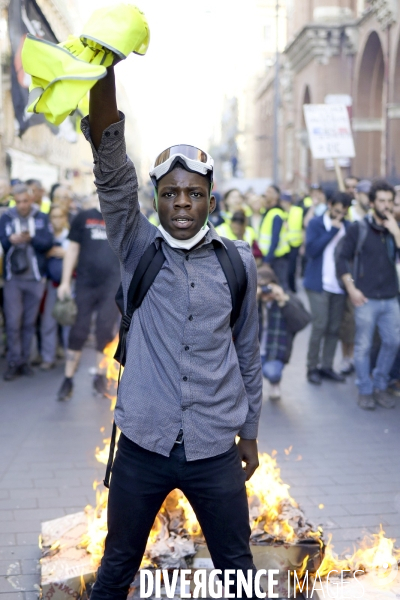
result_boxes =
[93,374,108,397]
[3,364,19,381]
[357,394,376,410]
[40,362,55,371]
[307,369,322,385]
[57,377,73,401]
[319,367,346,382]
[269,383,281,400]
[56,346,65,359]
[373,389,396,409]
[340,357,355,375]
[388,380,400,396]
[19,364,34,377]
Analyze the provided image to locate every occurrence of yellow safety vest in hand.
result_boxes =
[258,207,290,257]
[21,4,150,126]
[287,206,304,248]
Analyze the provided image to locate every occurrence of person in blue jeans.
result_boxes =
[258,264,310,400]
[336,180,400,410]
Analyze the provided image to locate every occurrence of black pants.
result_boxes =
[270,256,289,290]
[68,283,119,352]
[90,434,257,600]
[288,246,300,293]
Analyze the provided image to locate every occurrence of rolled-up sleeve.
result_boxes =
[233,243,263,439]
[81,113,155,266]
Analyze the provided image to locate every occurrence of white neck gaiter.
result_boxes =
[158,224,210,250]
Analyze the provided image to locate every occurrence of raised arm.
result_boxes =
[83,64,156,266]
[89,67,120,150]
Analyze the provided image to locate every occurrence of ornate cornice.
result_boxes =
[284,21,360,74]
[369,0,397,29]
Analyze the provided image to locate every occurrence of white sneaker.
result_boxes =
[340,357,354,375]
[269,383,281,400]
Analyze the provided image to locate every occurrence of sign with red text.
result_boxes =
[303,104,355,159]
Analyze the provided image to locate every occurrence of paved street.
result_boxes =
[1,321,400,598]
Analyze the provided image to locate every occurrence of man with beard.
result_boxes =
[349,179,371,222]
[337,180,400,410]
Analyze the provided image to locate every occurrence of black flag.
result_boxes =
[8,0,58,136]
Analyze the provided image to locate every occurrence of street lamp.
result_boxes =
[273,0,279,185]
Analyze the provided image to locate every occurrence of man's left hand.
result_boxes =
[237,438,259,481]
[383,213,400,243]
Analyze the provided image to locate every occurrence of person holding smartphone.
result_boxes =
[257,264,310,400]
[0,183,53,380]
[304,192,352,386]
[336,181,400,410]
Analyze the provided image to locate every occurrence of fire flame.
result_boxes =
[319,527,400,580]
[80,336,400,581]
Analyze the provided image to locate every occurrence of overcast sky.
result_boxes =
[75,0,266,170]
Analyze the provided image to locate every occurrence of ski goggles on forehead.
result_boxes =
[149,144,214,184]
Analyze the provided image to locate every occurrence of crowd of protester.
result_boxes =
[1,171,400,410]
[0,177,120,401]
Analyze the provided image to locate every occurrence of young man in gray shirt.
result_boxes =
[85,65,262,600]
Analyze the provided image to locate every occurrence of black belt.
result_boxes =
[174,429,184,445]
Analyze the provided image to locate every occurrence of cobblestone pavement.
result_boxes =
[0,323,400,598]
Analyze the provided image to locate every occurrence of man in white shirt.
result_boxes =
[304,193,352,385]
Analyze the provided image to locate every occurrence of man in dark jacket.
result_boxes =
[336,180,400,410]
[0,184,53,380]
[258,264,310,400]
[304,192,352,385]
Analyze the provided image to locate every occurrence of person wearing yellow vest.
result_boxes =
[258,184,290,289]
[281,192,304,293]
[26,179,51,214]
[221,188,253,224]
[216,210,261,262]
[248,193,267,236]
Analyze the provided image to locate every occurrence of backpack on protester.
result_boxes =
[334,217,368,291]
[104,237,248,488]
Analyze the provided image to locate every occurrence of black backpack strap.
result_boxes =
[353,217,368,282]
[213,237,247,327]
[114,242,165,366]
[105,242,165,488]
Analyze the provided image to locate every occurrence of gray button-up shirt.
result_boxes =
[82,114,262,461]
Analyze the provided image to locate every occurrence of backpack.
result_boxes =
[335,217,368,291]
[104,236,248,488]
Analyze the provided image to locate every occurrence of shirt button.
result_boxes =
[185,255,190,261]
[191,282,195,288]
[114,130,119,136]
[183,376,188,381]
[105,131,111,137]
[185,346,189,351]
[188,315,193,321]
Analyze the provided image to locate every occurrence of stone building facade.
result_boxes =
[0,0,93,192]
[255,0,400,191]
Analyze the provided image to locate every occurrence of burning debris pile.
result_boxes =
[78,337,323,571]
[247,452,319,545]
[82,435,323,571]
[40,337,400,598]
